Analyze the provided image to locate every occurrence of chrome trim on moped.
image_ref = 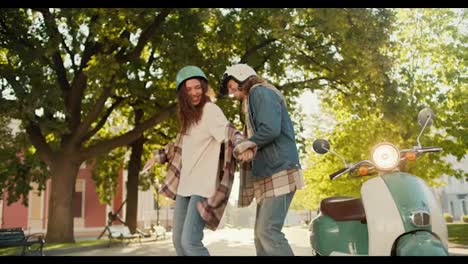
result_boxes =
[410,211,430,226]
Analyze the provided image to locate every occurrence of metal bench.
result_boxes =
[137,225,167,241]
[153,225,167,240]
[0,228,45,256]
[106,225,142,247]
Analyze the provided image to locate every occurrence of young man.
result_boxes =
[220,64,305,256]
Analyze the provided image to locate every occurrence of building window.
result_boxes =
[74,180,85,218]
[450,201,454,216]
[74,192,83,218]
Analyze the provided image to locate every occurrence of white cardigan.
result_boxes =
[177,102,229,198]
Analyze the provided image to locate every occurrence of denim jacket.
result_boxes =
[247,85,301,179]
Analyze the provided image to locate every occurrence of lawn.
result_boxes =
[448,223,468,246]
[0,238,109,256]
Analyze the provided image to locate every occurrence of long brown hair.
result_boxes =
[239,76,265,95]
[177,78,212,134]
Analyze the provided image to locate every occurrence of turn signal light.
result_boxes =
[406,151,417,161]
[358,166,369,176]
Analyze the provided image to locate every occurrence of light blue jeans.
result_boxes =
[172,195,210,256]
[254,191,295,256]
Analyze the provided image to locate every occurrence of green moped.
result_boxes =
[310,108,449,256]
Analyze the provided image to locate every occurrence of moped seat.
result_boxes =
[320,196,366,223]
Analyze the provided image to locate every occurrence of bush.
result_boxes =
[461,215,468,223]
[444,213,453,223]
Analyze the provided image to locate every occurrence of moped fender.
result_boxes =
[394,231,449,256]
[311,214,368,256]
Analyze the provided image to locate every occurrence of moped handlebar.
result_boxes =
[418,146,443,153]
[400,146,443,158]
[329,167,349,180]
[329,160,374,180]
[327,146,441,181]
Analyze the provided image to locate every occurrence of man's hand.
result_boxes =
[237,149,254,162]
[233,140,257,160]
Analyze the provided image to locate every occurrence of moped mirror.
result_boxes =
[313,139,330,154]
[418,108,435,127]
[416,108,435,148]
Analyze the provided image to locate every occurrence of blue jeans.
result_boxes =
[254,191,295,256]
[172,195,210,256]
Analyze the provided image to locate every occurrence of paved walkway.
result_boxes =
[49,227,311,256]
[47,226,467,256]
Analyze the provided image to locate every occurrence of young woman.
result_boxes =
[142,65,254,256]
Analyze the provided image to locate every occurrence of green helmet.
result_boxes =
[175,65,208,92]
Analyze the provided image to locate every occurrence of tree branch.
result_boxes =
[60,33,78,73]
[0,65,27,98]
[252,53,273,72]
[25,121,54,167]
[80,96,126,143]
[157,131,170,140]
[333,79,353,94]
[79,15,100,71]
[0,16,50,66]
[36,8,71,94]
[145,47,157,76]
[277,77,330,91]
[124,9,173,62]
[273,76,350,96]
[67,75,85,132]
[72,84,113,143]
[240,38,277,64]
[298,50,334,73]
[328,82,350,96]
[80,103,177,160]
[35,8,85,132]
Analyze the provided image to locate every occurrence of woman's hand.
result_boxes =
[166,142,175,161]
[141,156,156,174]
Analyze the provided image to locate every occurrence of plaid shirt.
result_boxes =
[237,84,305,208]
[155,123,245,230]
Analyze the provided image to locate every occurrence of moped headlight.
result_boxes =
[371,143,400,171]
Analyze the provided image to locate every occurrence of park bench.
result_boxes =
[106,225,142,247]
[0,228,45,256]
[153,225,167,240]
[136,225,167,241]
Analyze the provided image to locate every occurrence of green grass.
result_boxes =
[448,223,468,246]
[0,238,109,256]
[44,239,108,250]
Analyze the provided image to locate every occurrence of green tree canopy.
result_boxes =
[1,8,395,242]
[294,8,467,211]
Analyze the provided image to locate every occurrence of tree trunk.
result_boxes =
[156,192,160,226]
[45,155,81,243]
[125,108,145,234]
[125,135,145,233]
